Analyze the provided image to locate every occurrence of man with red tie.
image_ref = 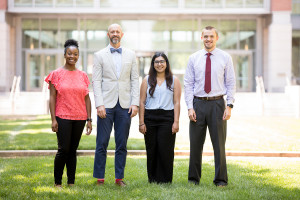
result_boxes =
[184,26,236,187]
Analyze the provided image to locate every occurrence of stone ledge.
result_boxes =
[0,150,299,157]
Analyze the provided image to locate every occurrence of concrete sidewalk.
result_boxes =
[0,150,299,157]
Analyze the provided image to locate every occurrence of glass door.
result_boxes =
[26,52,62,91]
[230,52,253,92]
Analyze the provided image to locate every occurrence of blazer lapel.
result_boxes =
[105,46,118,78]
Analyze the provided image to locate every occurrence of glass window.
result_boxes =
[292,31,300,84]
[226,0,243,8]
[246,0,263,8]
[185,0,202,8]
[15,0,32,7]
[22,19,39,49]
[101,0,177,8]
[161,0,178,7]
[292,0,300,14]
[60,19,78,48]
[76,0,94,7]
[44,55,57,75]
[138,20,167,51]
[205,0,222,8]
[168,52,191,71]
[168,20,196,50]
[232,54,252,91]
[86,52,94,89]
[29,54,41,89]
[201,20,218,30]
[35,0,52,7]
[116,20,139,50]
[81,20,110,51]
[239,20,256,50]
[56,0,73,7]
[41,19,58,49]
[219,20,238,49]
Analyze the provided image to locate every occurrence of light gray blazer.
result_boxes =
[92,45,139,109]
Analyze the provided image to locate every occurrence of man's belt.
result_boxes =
[194,95,223,101]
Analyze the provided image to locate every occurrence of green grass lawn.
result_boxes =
[0,115,145,150]
[1,115,300,152]
[0,156,299,199]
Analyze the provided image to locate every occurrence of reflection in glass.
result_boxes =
[292,1,300,14]
[168,52,191,70]
[139,20,167,51]
[233,55,250,91]
[35,0,52,7]
[22,19,39,49]
[101,0,177,8]
[56,0,73,7]
[205,0,222,8]
[168,20,195,50]
[226,0,243,8]
[29,55,41,88]
[239,20,256,50]
[45,55,56,75]
[292,32,300,84]
[60,19,78,47]
[116,20,139,50]
[41,19,58,48]
[246,0,263,8]
[219,20,238,49]
[15,0,32,7]
[161,0,178,7]
[82,20,110,50]
[86,52,94,90]
[76,0,94,7]
[185,0,202,8]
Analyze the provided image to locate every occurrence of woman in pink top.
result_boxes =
[45,39,92,188]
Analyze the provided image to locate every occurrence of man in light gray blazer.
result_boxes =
[92,24,139,187]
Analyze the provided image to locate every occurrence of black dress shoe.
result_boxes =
[215,182,227,187]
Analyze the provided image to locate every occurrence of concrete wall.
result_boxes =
[266,11,292,92]
[0,9,15,92]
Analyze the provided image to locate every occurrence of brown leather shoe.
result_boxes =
[54,184,62,188]
[97,180,104,186]
[115,180,126,187]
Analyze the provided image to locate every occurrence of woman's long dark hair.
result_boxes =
[148,52,173,97]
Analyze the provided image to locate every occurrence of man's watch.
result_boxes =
[227,104,233,108]
[87,118,92,122]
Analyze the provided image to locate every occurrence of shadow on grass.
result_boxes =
[0,157,299,199]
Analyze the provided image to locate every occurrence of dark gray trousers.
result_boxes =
[188,98,228,185]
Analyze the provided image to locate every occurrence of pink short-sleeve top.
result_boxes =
[45,67,90,120]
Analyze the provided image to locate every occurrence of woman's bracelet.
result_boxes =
[139,124,145,127]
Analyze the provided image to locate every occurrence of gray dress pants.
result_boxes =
[188,98,228,185]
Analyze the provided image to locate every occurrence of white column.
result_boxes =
[267,11,292,92]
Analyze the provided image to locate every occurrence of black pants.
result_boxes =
[188,98,228,185]
[54,117,86,185]
[144,109,176,184]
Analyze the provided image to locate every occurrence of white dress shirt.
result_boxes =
[109,44,122,79]
[184,48,236,109]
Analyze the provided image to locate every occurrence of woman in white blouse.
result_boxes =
[139,52,181,183]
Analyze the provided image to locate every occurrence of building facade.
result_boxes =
[0,0,298,92]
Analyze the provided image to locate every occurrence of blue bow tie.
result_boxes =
[110,48,122,54]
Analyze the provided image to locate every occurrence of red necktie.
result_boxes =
[204,53,211,94]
